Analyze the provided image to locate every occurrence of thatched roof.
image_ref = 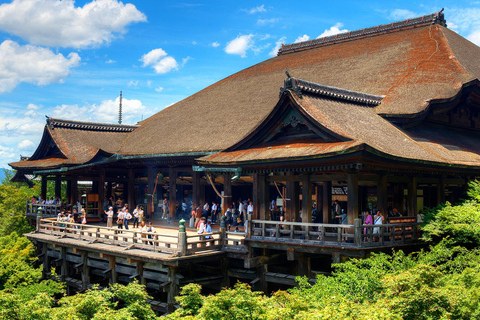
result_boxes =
[9,118,137,171]
[119,11,479,157]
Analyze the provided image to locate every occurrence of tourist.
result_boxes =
[147,222,156,245]
[195,205,203,228]
[205,219,213,239]
[124,209,132,230]
[81,208,87,229]
[373,210,384,242]
[247,201,254,219]
[363,210,373,242]
[225,208,233,231]
[333,200,341,223]
[133,205,140,228]
[335,209,348,225]
[203,202,210,219]
[389,208,402,218]
[105,206,114,228]
[138,206,144,225]
[232,202,239,232]
[117,209,125,229]
[269,200,276,220]
[162,198,168,219]
[197,217,206,240]
[211,202,218,223]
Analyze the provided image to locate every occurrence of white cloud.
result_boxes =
[181,56,192,67]
[155,87,164,92]
[448,7,480,46]
[390,9,417,21]
[225,34,254,58]
[245,5,266,14]
[317,23,348,38]
[128,80,139,88]
[153,56,178,74]
[192,41,197,45]
[52,97,148,124]
[0,145,16,164]
[269,36,286,56]
[146,80,152,88]
[257,18,278,25]
[105,59,116,64]
[27,103,40,110]
[0,40,80,93]
[18,139,35,150]
[0,0,146,49]
[211,41,220,47]
[140,48,179,74]
[295,34,310,43]
[140,48,167,67]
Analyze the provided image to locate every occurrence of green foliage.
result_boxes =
[171,283,204,317]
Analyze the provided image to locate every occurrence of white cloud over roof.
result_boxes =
[225,34,254,58]
[0,0,146,49]
[317,23,348,38]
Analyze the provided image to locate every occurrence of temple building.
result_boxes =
[11,10,480,225]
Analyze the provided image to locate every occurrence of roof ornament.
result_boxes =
[280,70,303,98]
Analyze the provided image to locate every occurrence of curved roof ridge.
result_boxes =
[281,75,384,106]
[278,9,446,55]
[46,116,139,132]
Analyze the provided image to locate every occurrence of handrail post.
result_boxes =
[354,218,362,247]
[178,219,187,256]
[246,219,252,238]
[36,206,43,232]
[220,215,226,248]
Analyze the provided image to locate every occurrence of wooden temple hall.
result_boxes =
[9,10,480,312]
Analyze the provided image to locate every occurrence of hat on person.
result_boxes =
[109,206,113,209]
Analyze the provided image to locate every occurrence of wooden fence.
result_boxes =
[247,218,421,247]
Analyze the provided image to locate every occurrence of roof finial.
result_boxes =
[118,90,123,125]
[285,69,291,79]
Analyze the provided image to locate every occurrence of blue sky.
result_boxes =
[1,0,480,169]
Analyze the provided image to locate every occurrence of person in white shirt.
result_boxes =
[117,210,126,229]
[211,202,218,223]
[105,206,114,228]
[133,205,140,228]
[197,217,207,239]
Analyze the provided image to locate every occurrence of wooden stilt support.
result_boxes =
[322,181,332,223]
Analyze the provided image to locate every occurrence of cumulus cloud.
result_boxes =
[245,5,266,14]
[0,40,80,93]
[295,34,310,43]
[0,0,146,48]
[211,41,220,47]
[0,145,16,164]
[52,97,148,124]
[18,139,35,150]
[225,34,254,57]
[27,103,40,110]
[317,23,348,38]
[140,48,179,74]
[390,9,417,20]
[155,87,164,92]
[269,36,286,56]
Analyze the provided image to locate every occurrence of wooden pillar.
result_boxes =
[286,173,299,222]
[81,251,90,290]
[169,167,177,219]
[41,175,47,200]
[54,175,61,199]
[109,256,117,284]
[301,175,312,223]
[322,181,332,223]
[60,247,67,282]
[437,176,446,205]
[408,176,417,216]
[66,180,72,204]
[167,266,178,313]
[222,173,232,214]
[127,169,134,210]
[377,174,387,215]
[315,184,322,213]
[136,262,145,285]
[192,171,201,209]
[347,172,358,224]
[147,167,155,218]
[253,173,269,220]
[297,252,311,277]
[71,177,78,204]
[42,243,50,279]
[99,169,105,217]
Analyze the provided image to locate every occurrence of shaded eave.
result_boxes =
[32,152,217,175]
[379,79,480,126]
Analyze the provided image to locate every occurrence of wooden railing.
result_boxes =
[247,219,422,248]
[35,218,232,257]
[27,202,62,217]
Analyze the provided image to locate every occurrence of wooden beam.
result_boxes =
[72,248,83,254]
[286,173,299,222]
[192,171,201,209]
[253,173,269,220]
[222,173,232,215]
[407,176,417,216]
